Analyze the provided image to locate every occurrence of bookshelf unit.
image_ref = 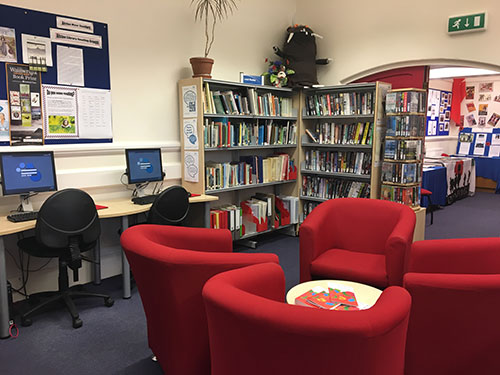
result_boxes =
[381,88,427,208]
[298,82,391,220]
[178,78,299,243]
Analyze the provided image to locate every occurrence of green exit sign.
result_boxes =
[448,12,487,34]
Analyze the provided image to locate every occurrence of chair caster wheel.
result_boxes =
[104,297,114,307]
[21,317,32,327]
[72,318,83,329]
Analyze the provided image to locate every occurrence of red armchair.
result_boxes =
[120,225,279,375]
[300,198,416,288]
[203,262,411,375]
[404,238,500,375]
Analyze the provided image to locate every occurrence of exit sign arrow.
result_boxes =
[448,12,487,34]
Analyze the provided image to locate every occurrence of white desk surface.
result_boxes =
[286,280,382,308]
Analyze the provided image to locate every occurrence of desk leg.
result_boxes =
[203,202,210,228]
[0,237,10,339]
[93,240,101,285]
[121,216,131,299]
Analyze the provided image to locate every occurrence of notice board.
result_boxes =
[0,4,112,146]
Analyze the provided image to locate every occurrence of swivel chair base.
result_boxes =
[20,260,114,329]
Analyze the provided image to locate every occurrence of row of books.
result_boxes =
[304,150,372,175]
[384,139,422,161]
[381,162,421,184]
[209,194,297,238]
[205,154,295,190]
[302,176,370,200]
[305,122,374,145]
[210,205,243,239]
[203,82,293,117]
[381,184,421,207]
[295,284,362,310]
[386,115,426,138]
[304,91,374,116]
[302,201,320,221]
[203,119,297,148]
[386,90,426,114]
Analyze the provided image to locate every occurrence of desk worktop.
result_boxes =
[0,194,218,236]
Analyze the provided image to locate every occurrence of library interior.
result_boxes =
[0,1,499,374]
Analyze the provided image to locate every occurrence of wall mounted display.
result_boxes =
[0,4,112,146]
[426,88,451,136]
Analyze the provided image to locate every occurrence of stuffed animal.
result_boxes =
[263,59,295,88]
[273,25,330,87]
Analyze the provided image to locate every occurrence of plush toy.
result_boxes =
[273,25,330,87]
[262,59,295,88]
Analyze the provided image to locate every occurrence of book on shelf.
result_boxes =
[309,122,373,145]
[203,82,293,117]
[381,162,421,184]
[385,90,426,113]
[384,139,422,160]
[304,91,374,116]
[381,184,421,206]
[204,119,297,148]
[210,205,243,239]
[386,116,425,137]
[304,150,372,175]
[302,176,370,200]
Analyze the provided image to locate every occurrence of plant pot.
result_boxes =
[189,57,214,78]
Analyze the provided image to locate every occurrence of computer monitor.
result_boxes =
[125,148,164,185]
[0,151,58,211]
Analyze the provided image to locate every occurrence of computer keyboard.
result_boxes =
[7,211,39,223]
[131,195,158,205]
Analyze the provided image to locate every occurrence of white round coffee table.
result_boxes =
[286,280,382,309]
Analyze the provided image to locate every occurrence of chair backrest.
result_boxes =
[120,224,279,375]
[203,262,411,375]
[404,238,500,375]
[147,185,189,225]
[303,197,415,255]
[36,188,100,249]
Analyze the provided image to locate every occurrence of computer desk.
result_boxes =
[0,194,218,339]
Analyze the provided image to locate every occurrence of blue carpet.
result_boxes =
[1,192,498,374]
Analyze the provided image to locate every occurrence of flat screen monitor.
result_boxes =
[0,151,58,196]
[125,148,164,184]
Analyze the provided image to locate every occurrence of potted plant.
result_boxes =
[190,0,238,78]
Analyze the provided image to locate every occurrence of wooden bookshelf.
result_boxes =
[178,78,300,242]
[298,82,391,221]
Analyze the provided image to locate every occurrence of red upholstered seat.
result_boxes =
[420,188,432,196]
[311,249,387,288]
[404,238,500,375]
[202,263,411,375]
[300,198,416,288]
[120,224,279,375]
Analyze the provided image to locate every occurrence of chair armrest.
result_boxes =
[299,203,338,282]
[144,224,233,253]
[385,209,416,285]
[408,238,500,274]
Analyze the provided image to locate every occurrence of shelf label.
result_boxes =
[448,13,486,34]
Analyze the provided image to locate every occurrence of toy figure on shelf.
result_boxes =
[273,24,331,87]
[262,59,295,88]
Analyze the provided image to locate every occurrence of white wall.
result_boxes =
[1,0,297,298]
[296,0,500,84]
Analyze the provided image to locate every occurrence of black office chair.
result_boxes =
[147,185,190,225]
[18,189,113,329]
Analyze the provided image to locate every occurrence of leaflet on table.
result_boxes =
[42,85,112,139]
